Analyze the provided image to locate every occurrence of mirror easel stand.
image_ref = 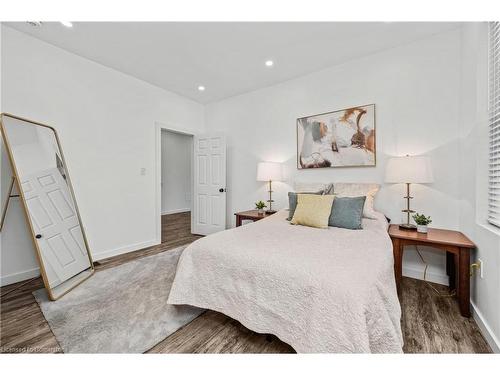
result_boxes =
[0,176,18,232]
[0,113,95,301]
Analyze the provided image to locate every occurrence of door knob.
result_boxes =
[219,188,226,193]
[35,234,42,239]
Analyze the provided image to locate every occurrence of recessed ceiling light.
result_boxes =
[60,21,73,28]
[265,60,274,67]
[198,86,205,91]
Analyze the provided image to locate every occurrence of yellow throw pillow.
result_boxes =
[291,194,335,229]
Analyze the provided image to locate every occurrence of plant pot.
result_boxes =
[417,224,428,234]
[257,208,264,215]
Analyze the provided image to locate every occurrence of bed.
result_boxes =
[167,209,403,353]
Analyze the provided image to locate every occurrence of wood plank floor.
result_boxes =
[0,212,491,353]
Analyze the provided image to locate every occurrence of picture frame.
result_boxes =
[296,104,376,169]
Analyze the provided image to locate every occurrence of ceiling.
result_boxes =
[5,22,460,104]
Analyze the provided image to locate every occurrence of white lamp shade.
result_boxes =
[257,162,283,181]
[385,155,434,184]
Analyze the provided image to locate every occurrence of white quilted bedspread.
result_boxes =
[167,210,403,353]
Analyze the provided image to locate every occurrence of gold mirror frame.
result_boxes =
[0,113,94,300]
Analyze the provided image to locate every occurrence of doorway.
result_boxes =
[155,124,227,242]
[159,128,194,244]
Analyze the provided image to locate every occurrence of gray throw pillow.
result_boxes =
[328,196,366,229]
[287,191,323,221]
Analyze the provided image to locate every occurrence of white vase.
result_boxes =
[257,208,264,215]
[417,224,428,233]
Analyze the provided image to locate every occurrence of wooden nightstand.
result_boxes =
[234,210,275,227]
[388,225,475,317]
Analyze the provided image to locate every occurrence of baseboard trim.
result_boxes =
[93,239,160,261]
[161,208,190,215]
[402,265,449,286]
[1,239,161,286]
[0,267,40,287]
[471,301,500,353]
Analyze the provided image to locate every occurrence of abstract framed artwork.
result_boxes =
[297,104,376,169]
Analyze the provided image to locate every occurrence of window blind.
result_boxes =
[489,22,500,228]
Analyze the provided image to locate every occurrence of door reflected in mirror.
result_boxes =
[0,114,94,300]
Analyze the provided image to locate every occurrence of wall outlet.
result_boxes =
[140,168,146,176]
[478,258,484,279]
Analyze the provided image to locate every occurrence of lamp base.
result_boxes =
[265,210,277,214]
[399,223,417,230]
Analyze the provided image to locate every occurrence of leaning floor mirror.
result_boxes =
[0,113,94,300]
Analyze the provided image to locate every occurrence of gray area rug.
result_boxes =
[33,246,203,353]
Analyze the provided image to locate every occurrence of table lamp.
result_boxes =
[257,161,283,214]
[385,155,433,230]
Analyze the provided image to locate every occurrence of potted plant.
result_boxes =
[255,200,267,215]
[412,213,432,233]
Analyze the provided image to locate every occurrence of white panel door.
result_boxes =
[22,167,89,286]
[193,134,226,235]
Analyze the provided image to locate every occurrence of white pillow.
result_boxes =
[332,183,380,219]
[293,182,333,194]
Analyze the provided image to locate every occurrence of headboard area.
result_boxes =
[291,182,381,219]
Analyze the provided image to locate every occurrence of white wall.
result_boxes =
[0,25,34,286]
[161,130,192,215]
[0,26,205,285]
[458,23,500,352]
[205,29,462,285]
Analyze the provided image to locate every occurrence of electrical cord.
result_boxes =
[415,246,456,298]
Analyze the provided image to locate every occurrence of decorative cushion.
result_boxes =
[323,184,334,195]
[294,182,332,194]
[291,194,335,229]
[332,183,380,219]
[287,191,323,221]
[328,196,366,229]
